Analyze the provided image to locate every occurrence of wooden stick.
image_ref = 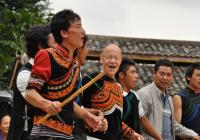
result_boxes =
[8,55,21,90]
[36,72,105,125]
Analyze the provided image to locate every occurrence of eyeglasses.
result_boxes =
[102,55,121,61]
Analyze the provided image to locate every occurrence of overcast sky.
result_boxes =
[49,0,200,41]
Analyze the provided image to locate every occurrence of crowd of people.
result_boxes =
[1,9,200,140]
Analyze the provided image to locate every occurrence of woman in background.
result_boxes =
[0,114,11,140]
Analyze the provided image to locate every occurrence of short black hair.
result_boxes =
[25,25,50,58]
[185,62,200,84]
[154,59,174,73]
[0,113,10,124]
[116,57,136,80]
[50,9,81,44]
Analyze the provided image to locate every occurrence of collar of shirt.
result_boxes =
[185,86,200,96]
[152,82,167,97]
[29,58,34,65]
[123,89,136,97]
[56,44,69,59]
[122,91,128,97]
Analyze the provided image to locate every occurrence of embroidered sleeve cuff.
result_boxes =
[122,122,135,139]
[27,75,45,92]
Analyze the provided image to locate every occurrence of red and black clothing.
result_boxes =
[27,45,80,139]
[82,73,124,140]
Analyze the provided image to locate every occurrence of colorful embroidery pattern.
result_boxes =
[47,48,70,69]
[28,74,46,90]
[122,123,135,139]
[42,48,80,99]
[28,46,79,136]
[44,67,80,99]
[33,116,73,135]
[91,81,123,113]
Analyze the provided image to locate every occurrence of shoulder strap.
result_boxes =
[178,88,190,97]
[19,62,32,72]
[86,74,101,90]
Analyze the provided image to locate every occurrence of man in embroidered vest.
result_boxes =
[81,44,142,140]
[173,62,200,139]
[25,9,103,140]
[116,57,162,140]
[137,59,199,140]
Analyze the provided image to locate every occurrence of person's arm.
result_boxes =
[170,96,198,139]
[25,89,61,115]
[16,69,31,98]
[135,90,162,140]
[174,120,199,139]
[172,95,182,123]
[122,122,144,140]
[25,50,60,113]
[137,89,150,114]
[140,116,162,140]
[134,91,161,140]
[191,136,200,140]
[73,102,103,132]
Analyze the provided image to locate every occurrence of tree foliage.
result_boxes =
[0,0,53,89]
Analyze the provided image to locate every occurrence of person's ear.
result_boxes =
[152,70,156,79]
[100,54,103,63]
[119,72,124,80]
[186,76,191,82]
[153,73,155,79]
[38,44,42,49]
[60,30,68,38]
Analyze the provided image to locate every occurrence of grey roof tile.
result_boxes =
[87,35,200,58]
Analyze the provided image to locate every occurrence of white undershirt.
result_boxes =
[16,58,34,97]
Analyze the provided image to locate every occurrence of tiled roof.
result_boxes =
[87,35,200,58]
[81,60,187,95]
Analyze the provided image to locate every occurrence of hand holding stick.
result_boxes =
[35,72,105,125]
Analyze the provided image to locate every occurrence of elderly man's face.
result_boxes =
[100,44,122,78]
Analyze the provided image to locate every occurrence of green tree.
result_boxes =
[0,0,53,89]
